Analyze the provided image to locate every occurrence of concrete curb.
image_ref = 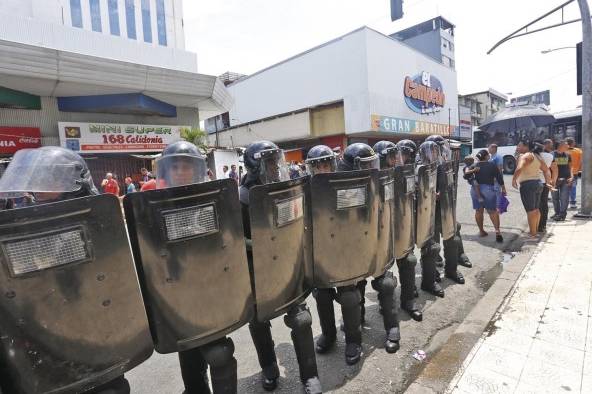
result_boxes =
[404,227,549,394]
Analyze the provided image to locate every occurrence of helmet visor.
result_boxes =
[305,155,337,175]
[156,154,208,188]
[354,154,380,170]
[419,143,440,165]
[381,147,404,168]
[256,149,290,184]
[439,140,452,163]
[0,149,83,198]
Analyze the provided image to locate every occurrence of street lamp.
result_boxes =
[541,46,576,54]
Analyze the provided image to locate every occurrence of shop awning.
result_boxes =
[57,93,177,117]
[0,86,41,109]
[0,39,233,119]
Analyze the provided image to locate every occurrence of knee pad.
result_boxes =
[456,223,462,233]
[429,242,441,255]
[201,338,235,369]
[284,307,312,330]
[373,272,396,294]
[337,287,361,308]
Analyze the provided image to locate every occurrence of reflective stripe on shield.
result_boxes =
[0,194,153,394]
[311,170,378,288]
[393,164,416,259]
[124,179,254,353]
[438,161,457,240]
[374,168,396,277]
[248,177,313,322]
[415,163,437,248]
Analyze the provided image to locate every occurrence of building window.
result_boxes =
[89,0,102,32]
[141,0,152,43]
[156,0,167,46]
[70,0,83,28]
[108,0,120,36]
[125,0,136,39]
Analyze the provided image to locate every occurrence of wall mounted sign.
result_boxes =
[371,115,452,135]
[0,127,41,154]
[403,71,445,115]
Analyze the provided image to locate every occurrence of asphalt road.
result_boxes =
[127,174,534,393]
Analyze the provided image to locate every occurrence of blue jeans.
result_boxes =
[569,177,578,205]
[552,181,570,218]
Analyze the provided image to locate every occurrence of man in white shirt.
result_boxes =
[538,140,557,232]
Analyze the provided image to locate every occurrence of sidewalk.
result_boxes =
[448,218,592,394]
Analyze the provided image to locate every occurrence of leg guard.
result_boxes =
[201,337,237,394]
[356,279,367,324]
[336,286,362,345]
[443,236,459,277]
[397,254,417,306]
[248,319,279,382]
[456,223,470,265]
[284,304,319,383]
[420,241,440,288]
[86,375,131,394]
[371,272,398,332]
[313,288,337,340]
[178,348,210,394]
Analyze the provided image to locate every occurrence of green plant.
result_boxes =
[180,127,208,150]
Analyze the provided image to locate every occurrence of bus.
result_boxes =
[472,108,582,174]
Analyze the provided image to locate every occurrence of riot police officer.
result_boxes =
[309,143,380,364]
[395,140,423,321]
[425,135,465,285]
[416,141,445,298]
[240,141,322,394]
[0,147,152,394]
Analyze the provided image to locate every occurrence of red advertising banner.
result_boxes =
[0,127,42,154]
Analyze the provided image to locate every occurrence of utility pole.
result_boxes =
[576,0,592,217]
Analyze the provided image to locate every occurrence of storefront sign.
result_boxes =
[58,122,186,153]
[403,71,445,114]
[0,127,41,154]
[371,115,453,135]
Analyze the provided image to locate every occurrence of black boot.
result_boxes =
[420,242,445,298]
[248,319,279,391]
[179,347,211,394]
[284,304,322,393]
[456,224,472,268]
[372,272,400,354]
[313,288,337,354]
[337,286,363,365]
[201,337,237,394]
[397,255,423,321]
[444,237,465,285]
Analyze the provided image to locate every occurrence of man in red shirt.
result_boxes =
[140,174,157,191]
[101,173,120,196]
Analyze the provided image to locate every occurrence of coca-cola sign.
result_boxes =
[0,127,41,154]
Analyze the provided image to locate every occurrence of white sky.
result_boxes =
[183,0,587,113]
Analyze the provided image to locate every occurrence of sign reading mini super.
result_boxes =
[371,115,452,135]
[404,71,445,114]
[58,122,186,153]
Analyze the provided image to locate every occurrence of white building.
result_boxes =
[0,0,231,188]
[208,19,458,162]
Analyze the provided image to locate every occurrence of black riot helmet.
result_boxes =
[305,145,337,175]
[396,139,418,164]
[339,143,380,171]
[417,141,441,165]
[0,146,98,203]
[425,134,451,163]
[156,140,208,188]
[372,141,403,169]
[242,140,289,185]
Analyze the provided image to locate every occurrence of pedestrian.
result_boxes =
[140,173,157,191]
[471,149,506,242]
[125,177,136,193]
[463,156,483,203]
[228,164,239,184]
[512,140,552,237]
[221,165,229,179]
[101,172,120,196]
[566,137,582,209]
[488,143,503,206]
[140,167,152,184]
[538,140,558,233]
[551,140,573,221]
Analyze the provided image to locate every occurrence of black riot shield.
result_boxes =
[374,168,396,277]
[438,161,457,240]
[415,162,438,248]
[0,194,152,394]
[124,179,254,353]
[393,164,416,259]
[248,177,313,322]
[311,170,379,288]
